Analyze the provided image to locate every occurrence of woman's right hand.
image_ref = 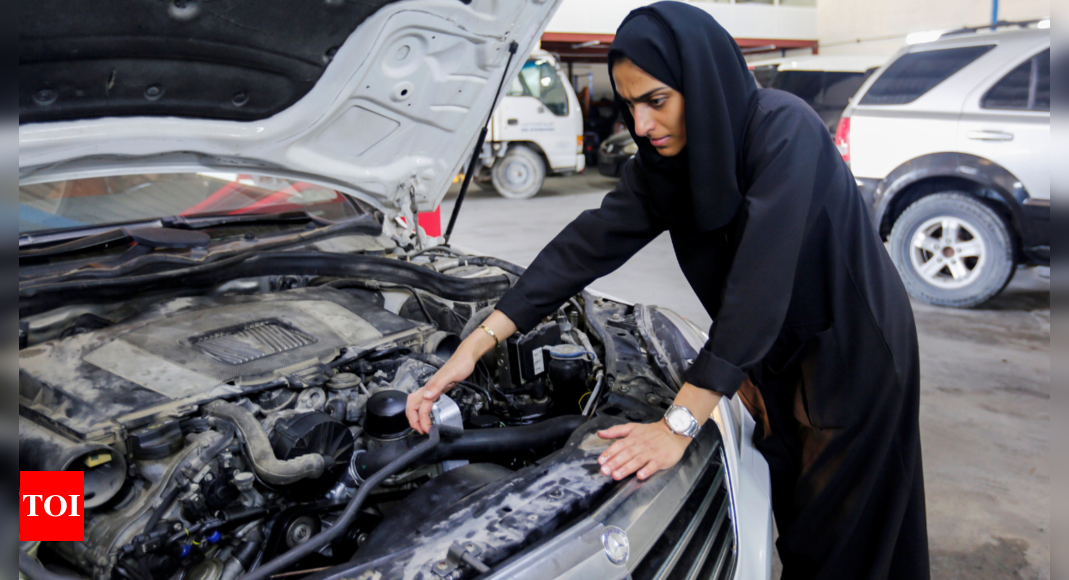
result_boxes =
[406,350,477,434]
[406,310,518,434]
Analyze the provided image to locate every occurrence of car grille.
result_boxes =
[631,446,737,580]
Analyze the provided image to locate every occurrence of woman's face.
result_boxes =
[612,58,687,157]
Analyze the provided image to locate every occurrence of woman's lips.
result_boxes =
[649,136,671,148]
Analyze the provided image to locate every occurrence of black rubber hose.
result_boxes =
[205,401,328,486]
[19,551,87,580]
[238,427,441,580]
[354,415,586,481]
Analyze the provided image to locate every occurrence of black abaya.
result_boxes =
[493,3,929,579]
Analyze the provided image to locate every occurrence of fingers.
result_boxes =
[597,423,679,482]
[611,456,651,481]
[597,424,634,440]
[419,397,435,435]
[406,390,423,433]
[637,461,660,481]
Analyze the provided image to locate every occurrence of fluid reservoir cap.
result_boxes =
[548,344,588,360]
[365,390,412,440]
[129,420,184,460]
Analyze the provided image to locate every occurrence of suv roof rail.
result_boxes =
[940,19,1047,38]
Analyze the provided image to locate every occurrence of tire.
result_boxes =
[491,146,546,200]
[889,192,1015,308]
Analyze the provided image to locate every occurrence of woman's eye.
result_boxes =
[651,98,666,107]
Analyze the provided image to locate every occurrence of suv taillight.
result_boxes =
[834,116,851,163]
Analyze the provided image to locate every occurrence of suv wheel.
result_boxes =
[492,146,546,200]
[889,193,1015,308]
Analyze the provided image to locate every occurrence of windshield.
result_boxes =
[19,172,361,234]
[508,58,569,116]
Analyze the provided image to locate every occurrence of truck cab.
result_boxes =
[479,51,585,199]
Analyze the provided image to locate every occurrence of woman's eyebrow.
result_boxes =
[622,86,670,104]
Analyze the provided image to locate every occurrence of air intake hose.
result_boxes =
[353,415,586,481]
[204,401,328,486]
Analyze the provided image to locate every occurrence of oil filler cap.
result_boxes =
[129,420,184,460]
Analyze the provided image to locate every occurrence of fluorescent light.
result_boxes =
[906,30,946,44]
[541,77,552,87]
[1038,19,1049,29]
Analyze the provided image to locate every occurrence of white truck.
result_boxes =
[476,50,585,199]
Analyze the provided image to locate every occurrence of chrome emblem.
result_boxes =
[601,526,630,566]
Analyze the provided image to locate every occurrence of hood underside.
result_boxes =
[19,0,562,214]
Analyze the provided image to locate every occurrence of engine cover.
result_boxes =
[19,287,428,444]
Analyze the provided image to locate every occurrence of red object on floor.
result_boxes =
[418,207,442,237]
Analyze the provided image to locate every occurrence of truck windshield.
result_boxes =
[508,59,569,116]
[19,172,360,234]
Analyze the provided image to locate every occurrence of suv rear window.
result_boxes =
[860,45,994,105]
[983,49,1050,111]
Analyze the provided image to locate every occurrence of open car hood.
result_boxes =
[19,0,562,219]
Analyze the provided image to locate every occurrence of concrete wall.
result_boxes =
[547,0,818,40]
[817,0,1051,56]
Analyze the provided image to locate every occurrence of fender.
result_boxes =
[872,152,1048,258]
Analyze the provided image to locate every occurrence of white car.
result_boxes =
[18,2,772,580]
[838,23,1050,308]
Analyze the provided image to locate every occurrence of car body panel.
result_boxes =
[846,28,1049,183]
[956,39,1050,201]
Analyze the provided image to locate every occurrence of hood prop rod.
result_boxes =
[444,41,519,245]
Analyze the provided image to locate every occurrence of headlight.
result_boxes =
[622,141,639,155]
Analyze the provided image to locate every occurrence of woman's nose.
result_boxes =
[633,107,655,137]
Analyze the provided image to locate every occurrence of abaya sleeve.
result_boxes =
[683,100,827,398]
[495,160,666,332]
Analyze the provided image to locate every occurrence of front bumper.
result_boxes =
[597,152,632,178]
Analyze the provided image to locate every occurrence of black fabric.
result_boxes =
[607,4,758,231]
[494,3,929,578]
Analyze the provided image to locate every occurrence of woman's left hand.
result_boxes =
[597,421,692,481]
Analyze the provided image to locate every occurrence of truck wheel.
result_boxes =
[492,146,546,200]
[889,192,1015,308]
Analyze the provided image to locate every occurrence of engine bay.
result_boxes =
[19,252,700,580]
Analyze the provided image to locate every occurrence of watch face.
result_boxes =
[666,407,691,433]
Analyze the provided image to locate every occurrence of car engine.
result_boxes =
[19,256,695,580]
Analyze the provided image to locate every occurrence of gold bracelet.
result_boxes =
[478,324,499,347]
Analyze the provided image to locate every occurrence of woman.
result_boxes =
[406,2,929,578]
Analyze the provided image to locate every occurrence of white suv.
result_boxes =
[838,24,1050,308]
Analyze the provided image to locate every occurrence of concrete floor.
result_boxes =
[441,173,1050,580]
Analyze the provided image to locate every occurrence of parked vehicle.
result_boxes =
[476,50,585,199]
[748,55,887,132]
[597,131,638,178]
[839,24,1050,308]
[18,2,772,580]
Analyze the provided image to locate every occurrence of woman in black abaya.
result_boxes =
[406,2,929,578]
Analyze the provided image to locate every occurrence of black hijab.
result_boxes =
[608,2,758,230]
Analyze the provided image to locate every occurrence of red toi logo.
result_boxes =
[20,472,85,542]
